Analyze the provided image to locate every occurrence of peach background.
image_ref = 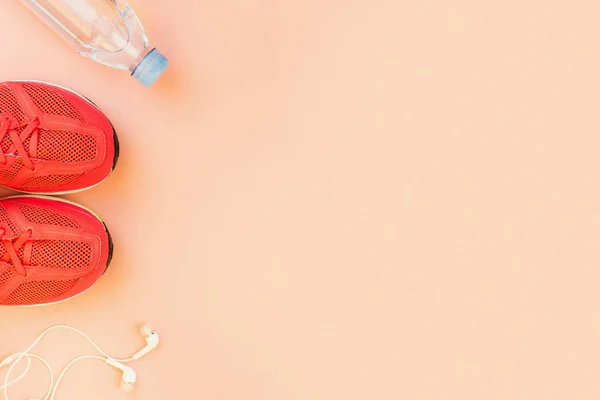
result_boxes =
[2,0,600,398]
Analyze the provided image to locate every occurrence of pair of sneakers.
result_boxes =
[0,81,117,306]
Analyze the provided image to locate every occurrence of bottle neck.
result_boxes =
[129,47,154,73]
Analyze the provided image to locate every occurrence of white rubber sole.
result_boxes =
[0,195,112,307]
[2,80,119,195]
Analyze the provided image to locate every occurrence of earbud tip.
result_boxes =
[140,324,154,336]
[120,381,135,393]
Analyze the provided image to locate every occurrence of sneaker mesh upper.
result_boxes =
[0,86,26,124]
[0,205,18,234]
[0,197,110,306]
[22,83,84,122]
[0,81,116,194]
[18,204,79,228]
[19,174,84,189]
[36,130,97,162]
[30,241,92,269]
[2,279,80,305]
[0,159,24,185]
[0,268,13,287]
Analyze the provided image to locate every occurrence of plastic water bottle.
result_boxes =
[20,0,168,87]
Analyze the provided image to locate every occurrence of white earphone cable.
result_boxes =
[2,353,53,400]
[15,325,135,362]
[0,325,139,400]
[49,355,105,400]
[0,354,32,391]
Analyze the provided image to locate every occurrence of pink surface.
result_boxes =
[3,0,600,399]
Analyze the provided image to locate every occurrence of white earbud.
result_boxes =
[105,359,137,393]
[131,325,159,360]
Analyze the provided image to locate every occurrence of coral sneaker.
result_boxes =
[0,81,119,194]
[0,196,113,306]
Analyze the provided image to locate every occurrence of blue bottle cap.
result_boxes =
[131,48,169,87]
